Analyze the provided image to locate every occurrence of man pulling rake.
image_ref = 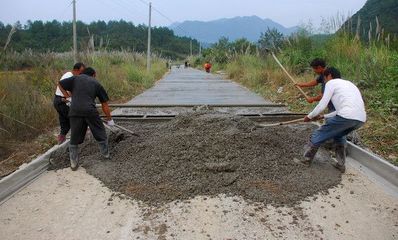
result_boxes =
[297,67,366,172]
[267,52,366,173]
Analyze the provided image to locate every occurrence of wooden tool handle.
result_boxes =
[102,119,139,136]
[256,118,304,128]
[271,52,310,99]
[113,124,139,136]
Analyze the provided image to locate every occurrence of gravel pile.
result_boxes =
[50,112,341,206]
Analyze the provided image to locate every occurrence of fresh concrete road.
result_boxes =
[112,66,286,117]
[128,67,270,105]
[0,68,397,240]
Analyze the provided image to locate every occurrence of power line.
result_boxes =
[96,0,146,22]
[132,0,193,37]
[118,0,144,11]
[114,0,148,20]
[96,0,134,20]
[104,0,187,35]
[57,1,73,20]
[136,0,150,6]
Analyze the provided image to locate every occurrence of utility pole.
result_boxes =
[190,39,192,56]
[146,2,152,71]
[72,0,77,63]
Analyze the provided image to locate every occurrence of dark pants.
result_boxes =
[70,115,107,145]
[53,96,70,136]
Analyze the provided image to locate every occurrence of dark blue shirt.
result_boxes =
[316,74,335,112]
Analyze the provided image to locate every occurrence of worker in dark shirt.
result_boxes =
[58,67,114,171]
[296,58,335,111]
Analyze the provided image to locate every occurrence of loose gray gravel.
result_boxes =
[50,112,341,206]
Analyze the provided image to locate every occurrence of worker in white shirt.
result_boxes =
[298,67,366,173]
[53,63,85,144]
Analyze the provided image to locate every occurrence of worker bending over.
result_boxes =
[299,67,366,173]
[53,63,85,144]
[58,67,115,171]
[296,58,335,112]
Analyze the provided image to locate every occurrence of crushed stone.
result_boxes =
[50,112,341,206]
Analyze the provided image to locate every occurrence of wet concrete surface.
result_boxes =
[111,67,287,117]
[125,67,271,106]
[50,112,340,206]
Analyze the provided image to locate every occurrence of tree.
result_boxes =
[231,38,255,55]
[258,28,284,52]
[0,20,199,59]
[208,37,231,64]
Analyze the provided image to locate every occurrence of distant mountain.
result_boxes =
[170,16,298,44]
[342,0,398,37]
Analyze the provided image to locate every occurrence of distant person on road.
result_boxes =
[184,61,188,68]
[296,58,335,111]
[297,67,366,173]
[53,62,85,144]
[204,61,212,73]
[58,67,115,171]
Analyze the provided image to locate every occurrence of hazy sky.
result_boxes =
[0,0,367,28]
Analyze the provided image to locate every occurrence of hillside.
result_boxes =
[343,0,398,38]
[0,20,199,59]
[170,16,298,43]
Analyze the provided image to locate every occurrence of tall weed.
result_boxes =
[0,51,167,147]
[218,33,397,164]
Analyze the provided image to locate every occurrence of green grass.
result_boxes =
[0,51,167,160]
[213,36,398,165]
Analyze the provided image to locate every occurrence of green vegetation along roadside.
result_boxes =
[0,20,199,61]
[343,0,398,42]
[0,51,167,177]
[194,31,398,165]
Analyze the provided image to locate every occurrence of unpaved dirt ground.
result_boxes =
[0,134,56,178]
[50,112,341,206]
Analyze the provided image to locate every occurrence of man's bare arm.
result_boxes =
[57,83,70,98]
[306,94,322,103]
[296,79,318,88]
[101,102,112,121]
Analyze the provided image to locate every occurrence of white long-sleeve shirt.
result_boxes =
[55,72,73,97]
[308,78,366,122]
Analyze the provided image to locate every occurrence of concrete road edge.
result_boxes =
[0,141,69,204]
[347,142,398,187]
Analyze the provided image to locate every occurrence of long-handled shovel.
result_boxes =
[103,120,139,136]
[269,51,310,100]
[256,118,304,128]
[113,124,139,136]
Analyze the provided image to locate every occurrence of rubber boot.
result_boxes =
[300,143,319,165]
[334,144,346,173]
[69,144,79,171]
[98,140,110,159]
